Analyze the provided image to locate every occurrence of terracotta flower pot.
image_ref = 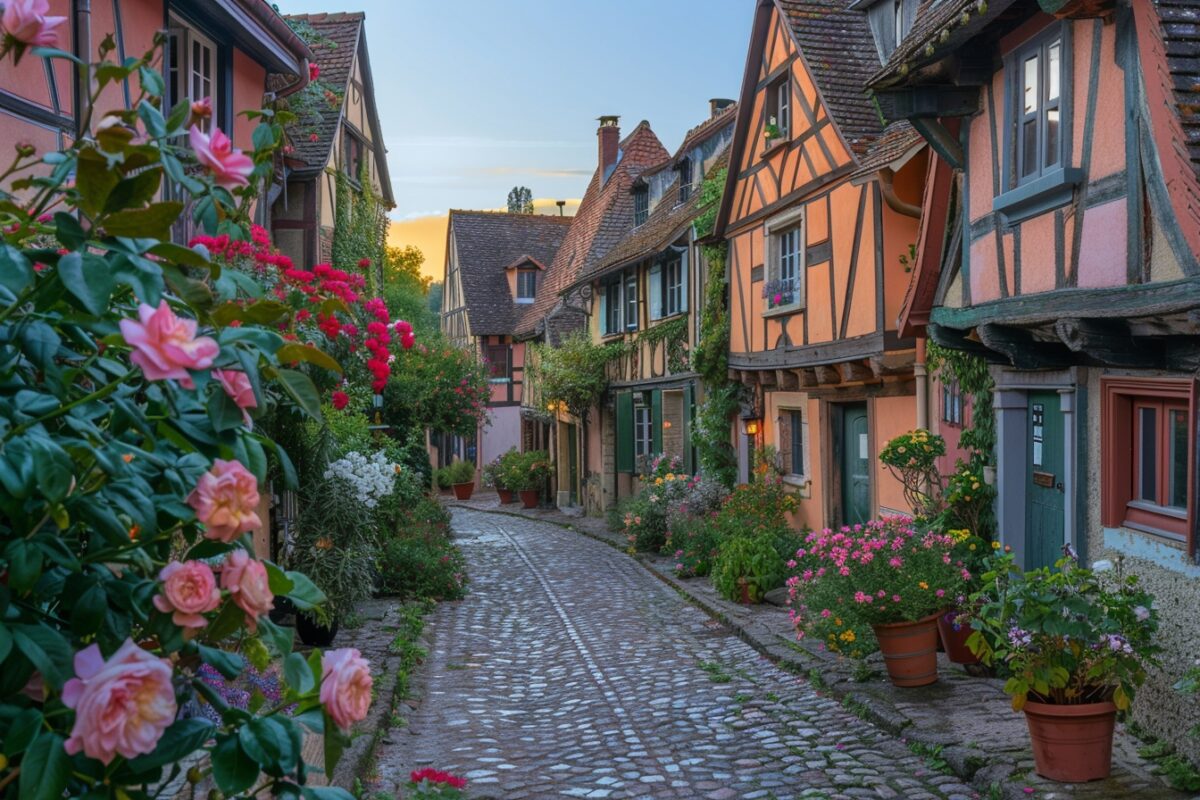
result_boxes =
[518,489,539,508]
[872,613,940,687]
[1023,699,1117,782]
[937,611,980,665]
[451,482,474,500]
[496,487,515,504]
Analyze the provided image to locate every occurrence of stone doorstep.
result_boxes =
[443,499,1193,800]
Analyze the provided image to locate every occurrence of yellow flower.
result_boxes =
[840,630,857,643]
[969,543,977,551]
[972,482,980,490]
[834,617,843,627]
[655,478,663,486]
[918,581,929,590]
[666,473,675,481]
[991,541,1001,550]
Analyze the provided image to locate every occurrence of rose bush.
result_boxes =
[0,38,379,799]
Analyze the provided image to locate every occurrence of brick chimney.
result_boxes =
[709,98,735,117]
[598,115,620,183]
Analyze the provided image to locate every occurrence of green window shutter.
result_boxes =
[683,384,695,474]
[651,389,663,454]
[616,392,633,473]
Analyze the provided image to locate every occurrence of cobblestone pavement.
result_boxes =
[371,509,976,799]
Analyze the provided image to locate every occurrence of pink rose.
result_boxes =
[119,301,219,387]
[21,671,45,702]
[2,0,66,48]
[320,648,373,730]
[188,459,261,542]
[153,560,221,628]
[189,125,254,190]
[62,640,176,765]
[214,368,256,426]
[220,549,273,631]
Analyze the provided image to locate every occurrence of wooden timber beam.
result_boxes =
[740,371,759,386]
[869,351,916,377]
[758,370,778,387]
[1055,317,1164,368]
[798,368,818,387]
[927,322,1008,364]
[776,369,799,391]
[978,323,1075,369]
[815,364,842,385]
[840,360,875,383]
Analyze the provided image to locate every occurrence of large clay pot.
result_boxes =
[451,482,474,500]
[1023,699,1117,782]
[296,613,339,647]
[518,489,539,508]
[937,611,980,665]
[496,487,515,504]
[872,613,940,687]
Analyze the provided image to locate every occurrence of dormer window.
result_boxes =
[864,0,914,63]
[343,130,365,181]
[516,269,536,302]
[634,185,648,226]
[678,158,693,204]
[765,77,790,143]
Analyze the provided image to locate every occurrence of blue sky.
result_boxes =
[275,1,752,274]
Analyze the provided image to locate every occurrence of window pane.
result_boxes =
[1138,407,1158,502]
[1169,409,1189,509]
[1047,41,1061,102]
[1023,55,1039,115]
[791,410,803,475]
[1045,108,1059,168]
[1021,120,1038,178]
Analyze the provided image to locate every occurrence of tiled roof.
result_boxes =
[1156,0,1200,180]
[515,122,669,336]
[671,102,738,166]
[448,211,572,336]
[869,0,1016,90]
[849,120,923,180]
[776,0,885,154]
[281,12,363,172]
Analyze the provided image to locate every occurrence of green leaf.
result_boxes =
[256,615,293,657]
[302,789,355,800]
[75,147,119,217]
[127,718,215,772]
[138,66,165,99]
[136,98,166,139]
[104,168,163,213]
[5,540,42,593]
[18,320,61,370]
[212,300,290,327]
[261,436,298,490]
[0,623,11,664]
[161,263,214,309]
[264,561,294,596]
[69,583,106,636]
[12,624,72,687]
[238,716,292,769]
[323,715,348,777]
[18,731,69,800]
[147,240,211,269]
[207,388,246,433]
[284,652,315,695]
[198,643,245,680]
[252,122,276,153]
[0,244,35,297]
[57,252,115,315]
[54,212,86,250]
[276,343,342,375]
[3,708,43,757]
[285,571,326,611]
[275,369,323,420]
[102,201,183,240]
[211,735,259,795]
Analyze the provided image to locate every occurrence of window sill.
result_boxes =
[763,303,803,319]
[514,298,534,304]
[761,137,790,158]
[993,167,1083,223]
[488,378,511,384]
[649,311,687,324]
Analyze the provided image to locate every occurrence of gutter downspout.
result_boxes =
[915,336,928,432]
[73,0,91,140]
[879,167,921,219]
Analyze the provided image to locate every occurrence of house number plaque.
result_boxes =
[1032,471,1055,488]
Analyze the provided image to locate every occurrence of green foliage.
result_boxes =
[376,529,468,601]
[499,449,551,492]
[331,167,389,295]
[434,466,452,490]
[289,473,378,619]
[381,244,438,337]
[444,459,476,485]
[712,535,784,603]
[383,339,490,437]
[617,455,690,552]
[506,185,534,214]
[530,331,624,419]
[692,167,727,240]
[692,241,740,487]
[665,514,723,577]
[638,315,689,374]
[879,429,945,518]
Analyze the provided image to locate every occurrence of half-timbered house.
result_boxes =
[270,12,393,281]
[569,102,736,511]
[437,210,571,474]
[871,0,1200,757]
[515,117,668,508]
[713,0,933,531]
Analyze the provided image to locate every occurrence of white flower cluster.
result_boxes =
[323,450,397,508]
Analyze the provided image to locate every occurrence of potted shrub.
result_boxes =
[712,535,783,604]
[936,528,988,664]
[789,517,966,687]
[445,459,477,500]
[490,449,520,504]
[508,450,550,508]
[969,550,1160,782]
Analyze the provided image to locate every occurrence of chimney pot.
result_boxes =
[597,115,620,184]
[709,98,735,117]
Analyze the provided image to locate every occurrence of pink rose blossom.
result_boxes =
[214,368,256,426]
[321,647,373,730]
[153,560,221,628]
[62,640,176,765]
[189,124,254,190]
[935,588,946,598]
[220,549,273,631]
[187,459,262,542]
[2,0,66,48]
[119,301,219,387]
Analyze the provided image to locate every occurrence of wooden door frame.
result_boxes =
[823,398,872,529]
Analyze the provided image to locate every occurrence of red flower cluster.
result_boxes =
[190,226,293,275]
[409,768,467,789]
[308,62,320,81]
[331,390,349,410]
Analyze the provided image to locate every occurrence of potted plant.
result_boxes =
[444,459,477,500]
[936,528,987,664]
[969,549,1160,782]
[508,450,550,508]
[488,449,519,503]
[434,466,453,494]
[789,517,966,687]
[712,535,783,604]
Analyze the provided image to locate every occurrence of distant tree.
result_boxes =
[381,244,438,335]
[507,186,534,214]
[427,281,444,315]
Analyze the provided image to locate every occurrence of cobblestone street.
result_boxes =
[371,509,976,799]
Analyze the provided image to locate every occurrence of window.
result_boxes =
[943,381,963,426]
[1010,28,1065,185]
[893,0,905,49]
[678,158,693,204]
[663,257,683,317]
[634,405,653,461]
[763,208,805,312]
[1101,378,1193,545]
[486,345,510,381]
[766,77,790,142]
[516,269,536,302]
[343,130,365,181]
[167,23,218,132]
[604,279,622,335]
[624,270,638,331]
[633,186,648,226]
[789,410,806,476]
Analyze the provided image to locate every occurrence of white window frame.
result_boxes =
[633,405,653,460]
[624,270,638,332]
[775,78,791,140]
[664,257,683,317]
[516,269,536,303]
[168,20,218,133]
[762,206,806,315]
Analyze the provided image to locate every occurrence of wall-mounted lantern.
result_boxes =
[742,418,761,437]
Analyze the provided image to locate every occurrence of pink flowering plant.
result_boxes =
[968,549,1160,711]
[787,517,967,656]
[0,39,376,799]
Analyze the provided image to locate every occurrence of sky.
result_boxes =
[274,0,753,281]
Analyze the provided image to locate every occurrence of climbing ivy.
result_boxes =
[639,315,689,374]
[331,167,389,293]
[692,242,741,488]
[528,331,625,420]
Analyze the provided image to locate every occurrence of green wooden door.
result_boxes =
[1026,391,1065,569]
[567,422,579,505]
[841,404,871,526]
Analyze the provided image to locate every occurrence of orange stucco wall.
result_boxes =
[231,50,267,151]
